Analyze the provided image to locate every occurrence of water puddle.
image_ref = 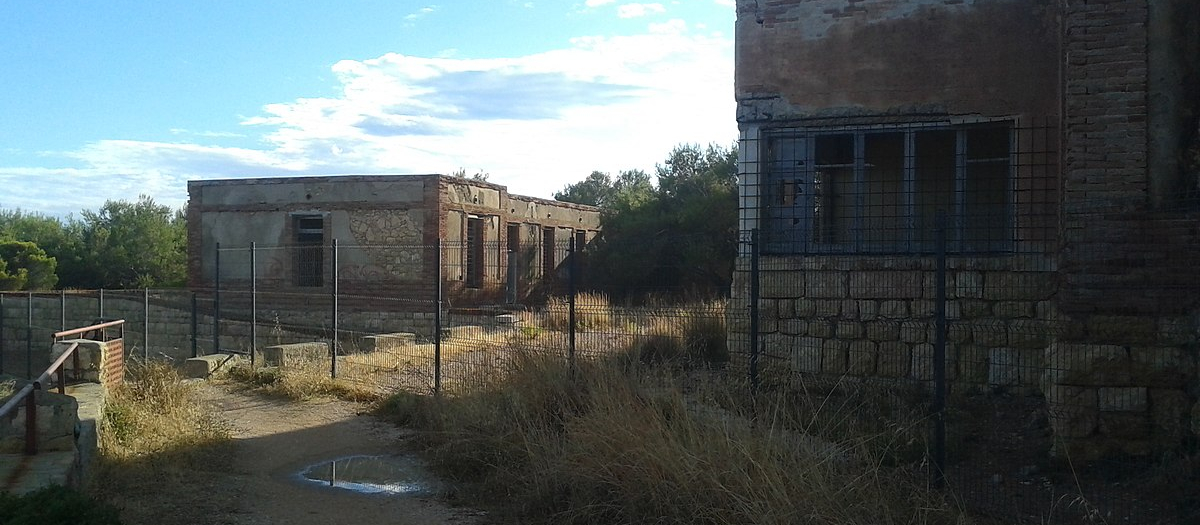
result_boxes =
[298,454,439,495]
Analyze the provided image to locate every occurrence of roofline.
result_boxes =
[187,173,600,212]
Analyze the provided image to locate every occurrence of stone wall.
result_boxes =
[734,255,1056,392]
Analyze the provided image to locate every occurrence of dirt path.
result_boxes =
[111,381,482,525]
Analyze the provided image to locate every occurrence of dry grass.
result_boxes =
[380,352,965,525]
[545,292,612,330]
[97,361,229,463]
[226,358,380,402]
[0,378,14,399]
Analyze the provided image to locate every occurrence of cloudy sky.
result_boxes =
[0,0,736,216]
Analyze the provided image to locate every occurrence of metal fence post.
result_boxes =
[26,292,33,379]
[190,292,198,359]
[143,288,150,361]
[433,239,442,396]
[568,236,577,378]
[506,248,518,305]
[749,229,761,394]
[213,243,221,355]
[330,239,339,379]
[932,210,948,488]
[60,290,65,332]
[0,293,6,375]
[98,288,104,319]
[250,242,258,367]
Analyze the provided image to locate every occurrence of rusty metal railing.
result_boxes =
[0,319,125,455]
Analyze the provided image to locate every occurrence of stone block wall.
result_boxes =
[736,255,1057,394]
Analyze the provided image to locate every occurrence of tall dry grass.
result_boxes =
[380,352,964,525]
[544,292,612,330]
[98,361,229,463]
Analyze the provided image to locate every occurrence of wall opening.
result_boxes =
[294,215,324,287]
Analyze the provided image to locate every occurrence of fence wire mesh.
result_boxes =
[2,190,1198,522]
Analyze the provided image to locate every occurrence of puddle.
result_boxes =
[298,455,439,495]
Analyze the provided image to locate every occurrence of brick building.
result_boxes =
[733,0,1199,458]
[187,174,601,308]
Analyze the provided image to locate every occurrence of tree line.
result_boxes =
[0,196,186,291]
[555,142,738,297]
[1,142,738,294]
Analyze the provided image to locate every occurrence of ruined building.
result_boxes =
[188,174,600,309]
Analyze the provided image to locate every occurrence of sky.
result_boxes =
[0,0,737,216]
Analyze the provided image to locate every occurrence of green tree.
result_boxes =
[566,143,738,297]
[0,240,58,290]
[0,209,88,287]
[76,196,187,289]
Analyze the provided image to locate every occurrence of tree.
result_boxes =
[0,240,58,290]
[75,196,187,289]
[563,143,739,298]
[555,171,613,207]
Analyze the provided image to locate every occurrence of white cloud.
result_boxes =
[617,3,666,18]
[584,0,616,6]
[0,24,735,216]
[404,5,437,21]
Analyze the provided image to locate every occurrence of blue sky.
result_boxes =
[0,1,736,215]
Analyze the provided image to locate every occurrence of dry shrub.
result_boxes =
[625,301,729,366]
[97,361,230,474]
[383,352,963,525]
[544,292,612,331]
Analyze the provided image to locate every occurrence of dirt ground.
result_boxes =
[102,381,483,525]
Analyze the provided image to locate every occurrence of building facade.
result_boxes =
[733,0,1200,458]
[187,174,601,309]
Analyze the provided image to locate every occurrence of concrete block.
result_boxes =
[359,333,417,353]
[263,342,329,368]
[183,355,232,379]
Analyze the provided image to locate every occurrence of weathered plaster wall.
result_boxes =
[735,0,1060,122]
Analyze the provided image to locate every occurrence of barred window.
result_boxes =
[763,122,1012,254]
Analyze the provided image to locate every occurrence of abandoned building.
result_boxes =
[732,0,1200,458]
[187,174,601,309]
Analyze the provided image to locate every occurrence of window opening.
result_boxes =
[764,122,1013,254]
[294,215,324,287]
[466,217,485,288]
